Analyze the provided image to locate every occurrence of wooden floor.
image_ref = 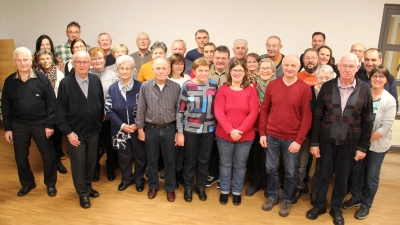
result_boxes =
[0,128,399,225]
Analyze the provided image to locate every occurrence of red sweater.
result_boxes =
[258,78,312,144]
[214,84,259,142]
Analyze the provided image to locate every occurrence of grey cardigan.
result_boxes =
[370,90,397,153]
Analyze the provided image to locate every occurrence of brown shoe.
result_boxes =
[148,188,159,199]
[167,192,176,202]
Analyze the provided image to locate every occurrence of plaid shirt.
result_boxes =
[55,41,91,62]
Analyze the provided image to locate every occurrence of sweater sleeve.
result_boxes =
[214,86,234,134]
[237,87,259,133]
[176,84,188,133]
[56,79,73,136]
[136,84,147,129]
[294,85,312,145]
[137,67,145,82]
[388,75,398,112]
[2,76,12,131]
[357,86,373,152]
[105,87,124,130]
[376,93,396,138]
[258,84,272,136]
[42,74,56,129]
[310,84,325,146]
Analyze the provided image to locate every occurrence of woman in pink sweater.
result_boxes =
[214,60,259,206]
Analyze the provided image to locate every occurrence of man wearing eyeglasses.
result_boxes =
[306,53,372,225]
[350,43,366,72]
[55,21,91,62]
[130,32,152,72]
[297,48,319,86]
[56,50,104,209]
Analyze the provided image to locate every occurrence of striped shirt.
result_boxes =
[136,78,181,128]
[338,78,356,112]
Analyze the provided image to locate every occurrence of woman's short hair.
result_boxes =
[36,49,54,62]
[318,45,333,65]
[168,53,185,78]
[192,57,210,71]
[150,41,167,53]
[258,58,276,74]
[245,53,261,64]
[369,65,390,83]
[116,55,135,69]
[70,38,87,54]
[226,60,250,88]
[112,44,129,55]
[89,47,106,58]
[316,64,335,78]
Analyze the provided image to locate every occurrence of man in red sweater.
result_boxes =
[258,54,312,217]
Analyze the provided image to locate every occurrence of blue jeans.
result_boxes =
[217,136,253,195]
[351,150,387,209]
[265,135,300,202]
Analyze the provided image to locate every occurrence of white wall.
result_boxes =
[1,0,399,59]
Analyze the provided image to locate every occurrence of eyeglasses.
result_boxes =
[68,31,80,35]
[259,67,272,71]
[340,64,357,70]
[137,38,149,41]
[91,58,104,62]
[73,61,90,65]
[232,69,245,74]
[304,57,318,61]
[371,74,386,80]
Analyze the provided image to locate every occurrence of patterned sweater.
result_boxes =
[176,79,218,134]
[310,77,373,152]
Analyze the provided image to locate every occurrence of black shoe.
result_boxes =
[184,190,193,202]
[136,183,144,192]
[195,188,207,201]
[232,194,241,206]
[47,186,57,197]
[292,188,302,204]
[219,193,229,205]
[176,171,184,185]
[57,161,67,174]
[89,189,100,198]
[330,210,344,225]
[118,182,133,191]
[302,183,309,193]
[79,197,90,209]
[245,186,260,196]
[342,197,361,209]
[355,207,369,220]
[306,207,326,220]
[17,183,36,197]
[107,169,115,181]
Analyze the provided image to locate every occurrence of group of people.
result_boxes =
[2,21,398,225]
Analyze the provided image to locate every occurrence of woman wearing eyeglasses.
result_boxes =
[89,47,119,182]
[64,38,87,76]
[214,60,259,206]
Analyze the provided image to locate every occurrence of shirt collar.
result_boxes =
[338,77,356,88]
[14,69,36,80]
[75,74,89,84]
[151,78,169,87]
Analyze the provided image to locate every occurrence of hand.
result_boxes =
[176,133,184,146]
[122,124,134,134]
[45,128,54,139]
[259,136,268,148]
[103,115,107,122]
[229,129,243,141]
[129,124,138,133]
[288,141,301,153]
[354,150,366,161]
[4,131,13,144]
[138,129,145,141]
[67,132,81,147]
[310,146,321,158]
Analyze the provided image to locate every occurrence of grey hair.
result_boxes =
[233,39,248,49]
[258,58,276,73]
[316,65,335,79]
[36,49,54,61]
[339,53,359,65]
[98,33,112,42]
[150,41,167,53]
[13,47,32,59]
[116,55,135,69]
[72,50,91,61]
[152,58,170,69]
[172,39,186,48]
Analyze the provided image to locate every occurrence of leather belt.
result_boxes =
[145,121,175,128]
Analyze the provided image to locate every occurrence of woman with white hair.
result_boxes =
[105,55,146,192]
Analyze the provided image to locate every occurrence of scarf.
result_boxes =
[256,75,276,103]
[35,63,57,89]
[118,78,134,101]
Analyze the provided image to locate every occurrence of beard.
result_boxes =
[304,63,318,74]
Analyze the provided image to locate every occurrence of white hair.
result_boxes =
[13,47,32,60]
[116,55,135,69]
[339,53,359,65]
[233,39,248,49]
[72,50,90,61]
[316,65,335,79]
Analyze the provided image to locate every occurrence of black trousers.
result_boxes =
[183,132,215,190]
[97,120,118,170]
[68,132,99,197]
[52,125,63,160]
[247,132,266,188]
[207,140,220,179]
[116,141,146,184]
[314,140,356,211]
[12,121,56,187]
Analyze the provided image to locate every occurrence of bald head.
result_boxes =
[136,32,151,51]
[282,54,300,78]
[282,54,300,66]
[350,43,366,62]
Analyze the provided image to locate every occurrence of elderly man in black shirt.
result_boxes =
[56,50,104,208]
[3,47,57,197]
[137,58,181,202]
